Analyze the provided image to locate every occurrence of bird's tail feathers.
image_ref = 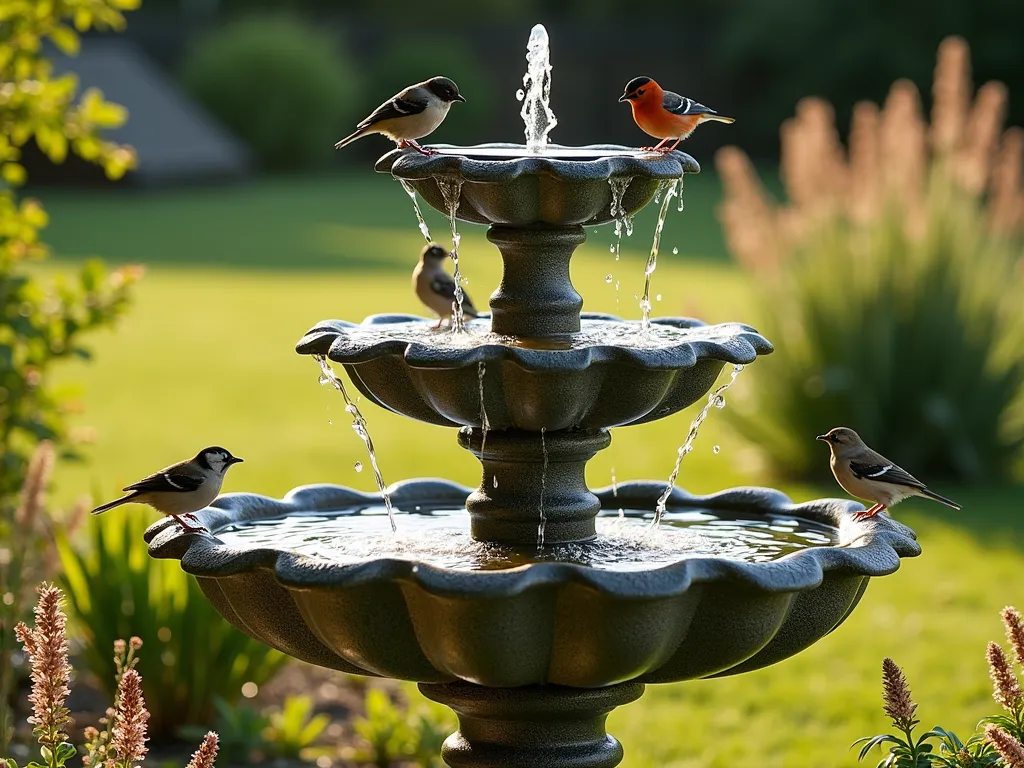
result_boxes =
[91,493,135,515]
[701,114,736,124]
[919,488,962,510]
[334,128,368,150]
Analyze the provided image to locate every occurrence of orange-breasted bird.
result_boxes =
[619,76,735,152]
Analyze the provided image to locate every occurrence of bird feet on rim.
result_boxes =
[398,140,437,156]
[172,514,207,533]
[852,503,885,521]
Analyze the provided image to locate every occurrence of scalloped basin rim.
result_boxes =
[375,143,700,181]
[296,314,774,372]
[147,480,920,601]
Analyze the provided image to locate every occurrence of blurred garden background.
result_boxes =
[2,0,1023,766]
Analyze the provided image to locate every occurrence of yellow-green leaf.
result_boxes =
[49,24,80,55]
[73,8,93,32]
[2,162,27,186]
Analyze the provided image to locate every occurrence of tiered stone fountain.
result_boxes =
[148,26,919,768]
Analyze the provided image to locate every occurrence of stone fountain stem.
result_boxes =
[487,224,587,337]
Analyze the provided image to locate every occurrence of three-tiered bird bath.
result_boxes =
[148,26,919,768]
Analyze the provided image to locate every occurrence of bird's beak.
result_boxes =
[454,94,467,103]
[815,435,828,442]
[228,457,244,465]
[618,94,630,103]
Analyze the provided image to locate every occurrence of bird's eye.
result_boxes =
[637,89,645,96]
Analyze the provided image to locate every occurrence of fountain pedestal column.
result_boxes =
[488,225,586,337]
[420,682,645,768]
[459,427,611,545]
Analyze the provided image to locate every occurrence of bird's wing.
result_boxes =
[662,90,718,117]
[124,470,204,494]
[358,87,430,130]
[430,274,477,315]
[849,460,926,490]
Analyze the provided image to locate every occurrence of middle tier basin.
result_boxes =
[296,314,772,431]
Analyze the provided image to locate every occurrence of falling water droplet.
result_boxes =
[672,247,679,255]
[516,88,525,101]
[712,445,721,455]
[493,476,498,488]
[609,244,615,253]
[656,294,662,302]
[605,273,613,283]
[354,461,364,472]
[327,419,333,426]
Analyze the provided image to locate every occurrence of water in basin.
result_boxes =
[427,146,664,161]
[335,317,753,351]
[216,507,838,571]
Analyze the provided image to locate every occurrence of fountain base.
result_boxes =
[420,681,644,768]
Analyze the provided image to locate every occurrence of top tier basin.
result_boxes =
[376,143,697,227]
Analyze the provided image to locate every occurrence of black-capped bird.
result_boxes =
[90,447,243,533]
[335,76,466,155]
[817,427,961,521]
[618,76,734,152]
[413,243,478,328]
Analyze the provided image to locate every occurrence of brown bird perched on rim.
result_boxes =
[334,76,466,156]
[619,76,734,152]
[817,427,961,521]
[90,446,243,533]
[413,243,478,328]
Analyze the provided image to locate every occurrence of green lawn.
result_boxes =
[34,173,1024,767]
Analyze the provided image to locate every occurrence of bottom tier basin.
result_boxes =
[147,480,919,688]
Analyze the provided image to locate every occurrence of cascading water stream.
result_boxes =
[608,178,634,306]
[436,177,468,332]
[397,178,431,242]
[315,354,396,532]
[652,364,744,526]
[641,179,680,330]
[537,427,548,548]
[477,361,490,470]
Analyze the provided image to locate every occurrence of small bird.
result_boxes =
[335,76,466,156]
[413,243,478,328]
[90,447,243,533]
[618,76,735,152]
[817,427,961,521]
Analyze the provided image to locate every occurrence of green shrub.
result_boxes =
[346,685,454,768]
[0,0,139,752]
[716,38,1024,482]
[181,14,361,170]
[56,509,289,740]
[370,37,495,148]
